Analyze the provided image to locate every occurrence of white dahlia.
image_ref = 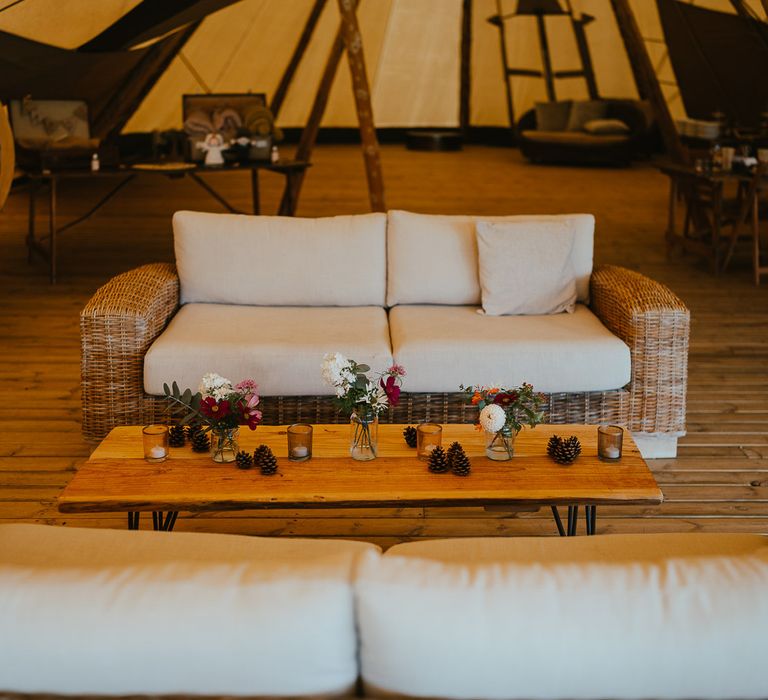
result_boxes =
[479,403,507,433]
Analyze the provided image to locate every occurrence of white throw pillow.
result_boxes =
[476,220,577,315]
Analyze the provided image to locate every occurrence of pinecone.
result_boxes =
[428,445,449,473]
[235,450,253,469]
[403,425,417,448]
[446,441,463,464]
[449,442,472,476]
[255,444,278,475]
[447,442,471,476]
[547,435,582,465]
[168,424,186,448]
[190,429,210,453]
[186,423,202,440]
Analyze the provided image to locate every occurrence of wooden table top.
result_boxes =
[58,424,662,514]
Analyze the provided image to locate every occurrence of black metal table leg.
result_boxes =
[567,505,578,536]
[550,505,566,537]
[587,505,597,535]
[127,512,140,530]
[152,511,179,532]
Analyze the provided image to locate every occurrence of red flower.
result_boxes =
[380,375,401,407]
[200,397,230,421]
[493,392,518,407]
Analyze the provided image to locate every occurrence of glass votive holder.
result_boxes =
[287,423,312,461]
[417,423,442,460]
[597,425,623,462]
[143,424,168,463]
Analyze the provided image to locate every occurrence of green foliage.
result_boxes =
[163,381,203,426]
[461,382,546,433]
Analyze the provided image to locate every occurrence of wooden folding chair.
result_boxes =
[722,162,768,285]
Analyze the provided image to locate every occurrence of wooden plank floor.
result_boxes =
[1,145,766,544]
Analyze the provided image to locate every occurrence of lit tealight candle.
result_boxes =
[149,445,167,459]
[291,445,309,459]
[603,446,620,459]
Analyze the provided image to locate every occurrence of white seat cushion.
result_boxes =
[174,210,387,306]
[389,303,630,393]
[386,210,594,306]
[358,534,768,700]
[0,524,378,697]
[144,303,393,396]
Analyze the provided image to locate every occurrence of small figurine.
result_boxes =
[196,132,226,167]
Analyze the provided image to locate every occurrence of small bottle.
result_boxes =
[90,153,100,172]
[270,145,279,164]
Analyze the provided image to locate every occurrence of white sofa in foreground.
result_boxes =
[1,524,767,699]
[81,210,689,457]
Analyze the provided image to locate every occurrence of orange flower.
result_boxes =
[471,392,482,405]
[474,422,483,431]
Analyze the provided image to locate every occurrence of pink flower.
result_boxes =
[380,374,401,407]
[388,364,407,377]
[247,410,263,431]
[235,379,259,394]
[244,393,260,411]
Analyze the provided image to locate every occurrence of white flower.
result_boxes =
[321,352,354,388]
[199,372,233,399]
[365,385,389,414]
[479,403,506,433]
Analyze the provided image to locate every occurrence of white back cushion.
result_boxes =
[386,210,594,306]
[356,536,768,699]
[174,210,387,306]
[0,524,377,697]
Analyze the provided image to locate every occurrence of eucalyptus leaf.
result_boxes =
[357,364,370,373]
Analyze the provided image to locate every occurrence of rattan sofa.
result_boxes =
[80,211,689,457]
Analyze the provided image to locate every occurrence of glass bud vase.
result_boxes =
[211,426,239,463]
[350,410,378,461]
[485,425,516,461]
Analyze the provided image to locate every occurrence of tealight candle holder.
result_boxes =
[417,423,442,460]
[287,423,313,461]
[143,424,169,463]
[597,425,623,462]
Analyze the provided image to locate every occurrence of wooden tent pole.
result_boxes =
[0,102,14,213]
[608,0,686,163]
[93,23,200,140]
[271,0,328,119]
[571,14,599,99]
[459,0,472,134]
[536,13,556,101]
[279,2,355,214]
[337,0,385,212]
[762,0,768,20]
[493,0,515,129]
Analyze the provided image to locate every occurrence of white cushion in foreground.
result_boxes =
[357,534,768,700]
[0,524,378,697]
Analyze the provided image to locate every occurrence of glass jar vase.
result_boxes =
[350,409,378,461]
[211,426,239,463]
[485,425,516,461]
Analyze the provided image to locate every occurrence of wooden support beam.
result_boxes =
[608,0,686,163]
[571,14,599,99]
[336,0,385,212]
[0,103,14,212]
[92,24,200,140]
[270,0,328,119]
[459,0,472,134]
[492,1,515,129]
[762,0,768,20]
[535,14,556,101]
[279,9,348,215]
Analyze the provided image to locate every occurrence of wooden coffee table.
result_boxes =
[59,424,662,537]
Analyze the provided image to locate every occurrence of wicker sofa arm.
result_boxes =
[590,264,690,435]
[81,263,180,442]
